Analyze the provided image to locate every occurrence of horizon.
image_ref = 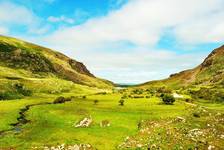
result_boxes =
[0,0,223,84]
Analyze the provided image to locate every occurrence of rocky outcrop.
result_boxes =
[69,59,94,77]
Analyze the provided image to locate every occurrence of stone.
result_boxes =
[74,117,92,128]
[208,145,215,150]
[100,120,110,127]
[151,144,156,148]
[136,144,142,148]
[175,116,186,122]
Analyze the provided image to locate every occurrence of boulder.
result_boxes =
[174,116,186,123]
[100,120,110,127]
[75,117,92,128]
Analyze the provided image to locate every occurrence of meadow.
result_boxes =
[0,89,223,150]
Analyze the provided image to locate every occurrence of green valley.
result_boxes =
[0,36,223,150]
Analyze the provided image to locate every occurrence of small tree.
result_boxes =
[94,100,99,105]
[161,94,175,105]
[119,99,125,106]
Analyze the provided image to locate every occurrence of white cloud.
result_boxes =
[35,38,206,83]
[45,0,224,49]
[0,1,50,35]
[4,0,223,83]
[38,0,224,83]
[72,48,206,83]
[0,26,8,34]
[47,16,75,24]
[175,11,224,44]
[0,1,39,26]
[28,25,51,35]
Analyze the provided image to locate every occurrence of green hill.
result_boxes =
[141,45,224,88]
[0,35,113,99]
[139,45,224,102]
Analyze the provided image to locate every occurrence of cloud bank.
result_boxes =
[1,0,224,83]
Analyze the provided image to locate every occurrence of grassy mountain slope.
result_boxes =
[141,45,224,89]
[138,45,224,102]
[0,35,113,90]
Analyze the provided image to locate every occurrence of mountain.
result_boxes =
[141,45,224,89]
[0,35,113,91]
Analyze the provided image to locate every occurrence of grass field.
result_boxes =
[0,91,223,150]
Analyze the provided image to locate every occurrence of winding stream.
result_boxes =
[0,94,94,137]
[0,102,52,137]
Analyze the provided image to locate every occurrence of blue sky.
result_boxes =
[0,0,223,83]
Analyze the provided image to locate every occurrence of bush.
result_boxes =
[133,95,144,98]
[94,100,99,105]
[157,86,172,94]
[53,96,71,104]
[0,83,32,100]
[161,94,175,105]
[185,98,193,103]
[190,87,224,102]
[193,112,200,118]
[121,94,128,99]
[14,83,32,96]
[0,92,22,100]
[119,99,125,106]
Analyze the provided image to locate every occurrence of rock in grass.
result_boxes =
[174,116,186,123]
[220,134,224,139]
[136,144,142,148]
[100,120,110,127]
[208,145,215,150]
[42,144,92,150]
[74,117,92,128]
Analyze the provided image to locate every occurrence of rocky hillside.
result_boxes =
[0,35,113,89]
[141,45,224,88]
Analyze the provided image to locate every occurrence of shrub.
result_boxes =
[121,95,128,99]
[132,89,143,95]
[193,112,200,118]
[53,96,71,104]
[146,95,151,98]
[185,98,193,103]
[14,83,32,96]
[94,100,99,105]
[0,92,22,100]
[190,87,224,102]
[157,86,172,94]
[53,96,66,104]
[161,94,175,105]
[133,95,144,98]
[119,99,125,106]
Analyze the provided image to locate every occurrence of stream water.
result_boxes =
[0,102,52,137]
